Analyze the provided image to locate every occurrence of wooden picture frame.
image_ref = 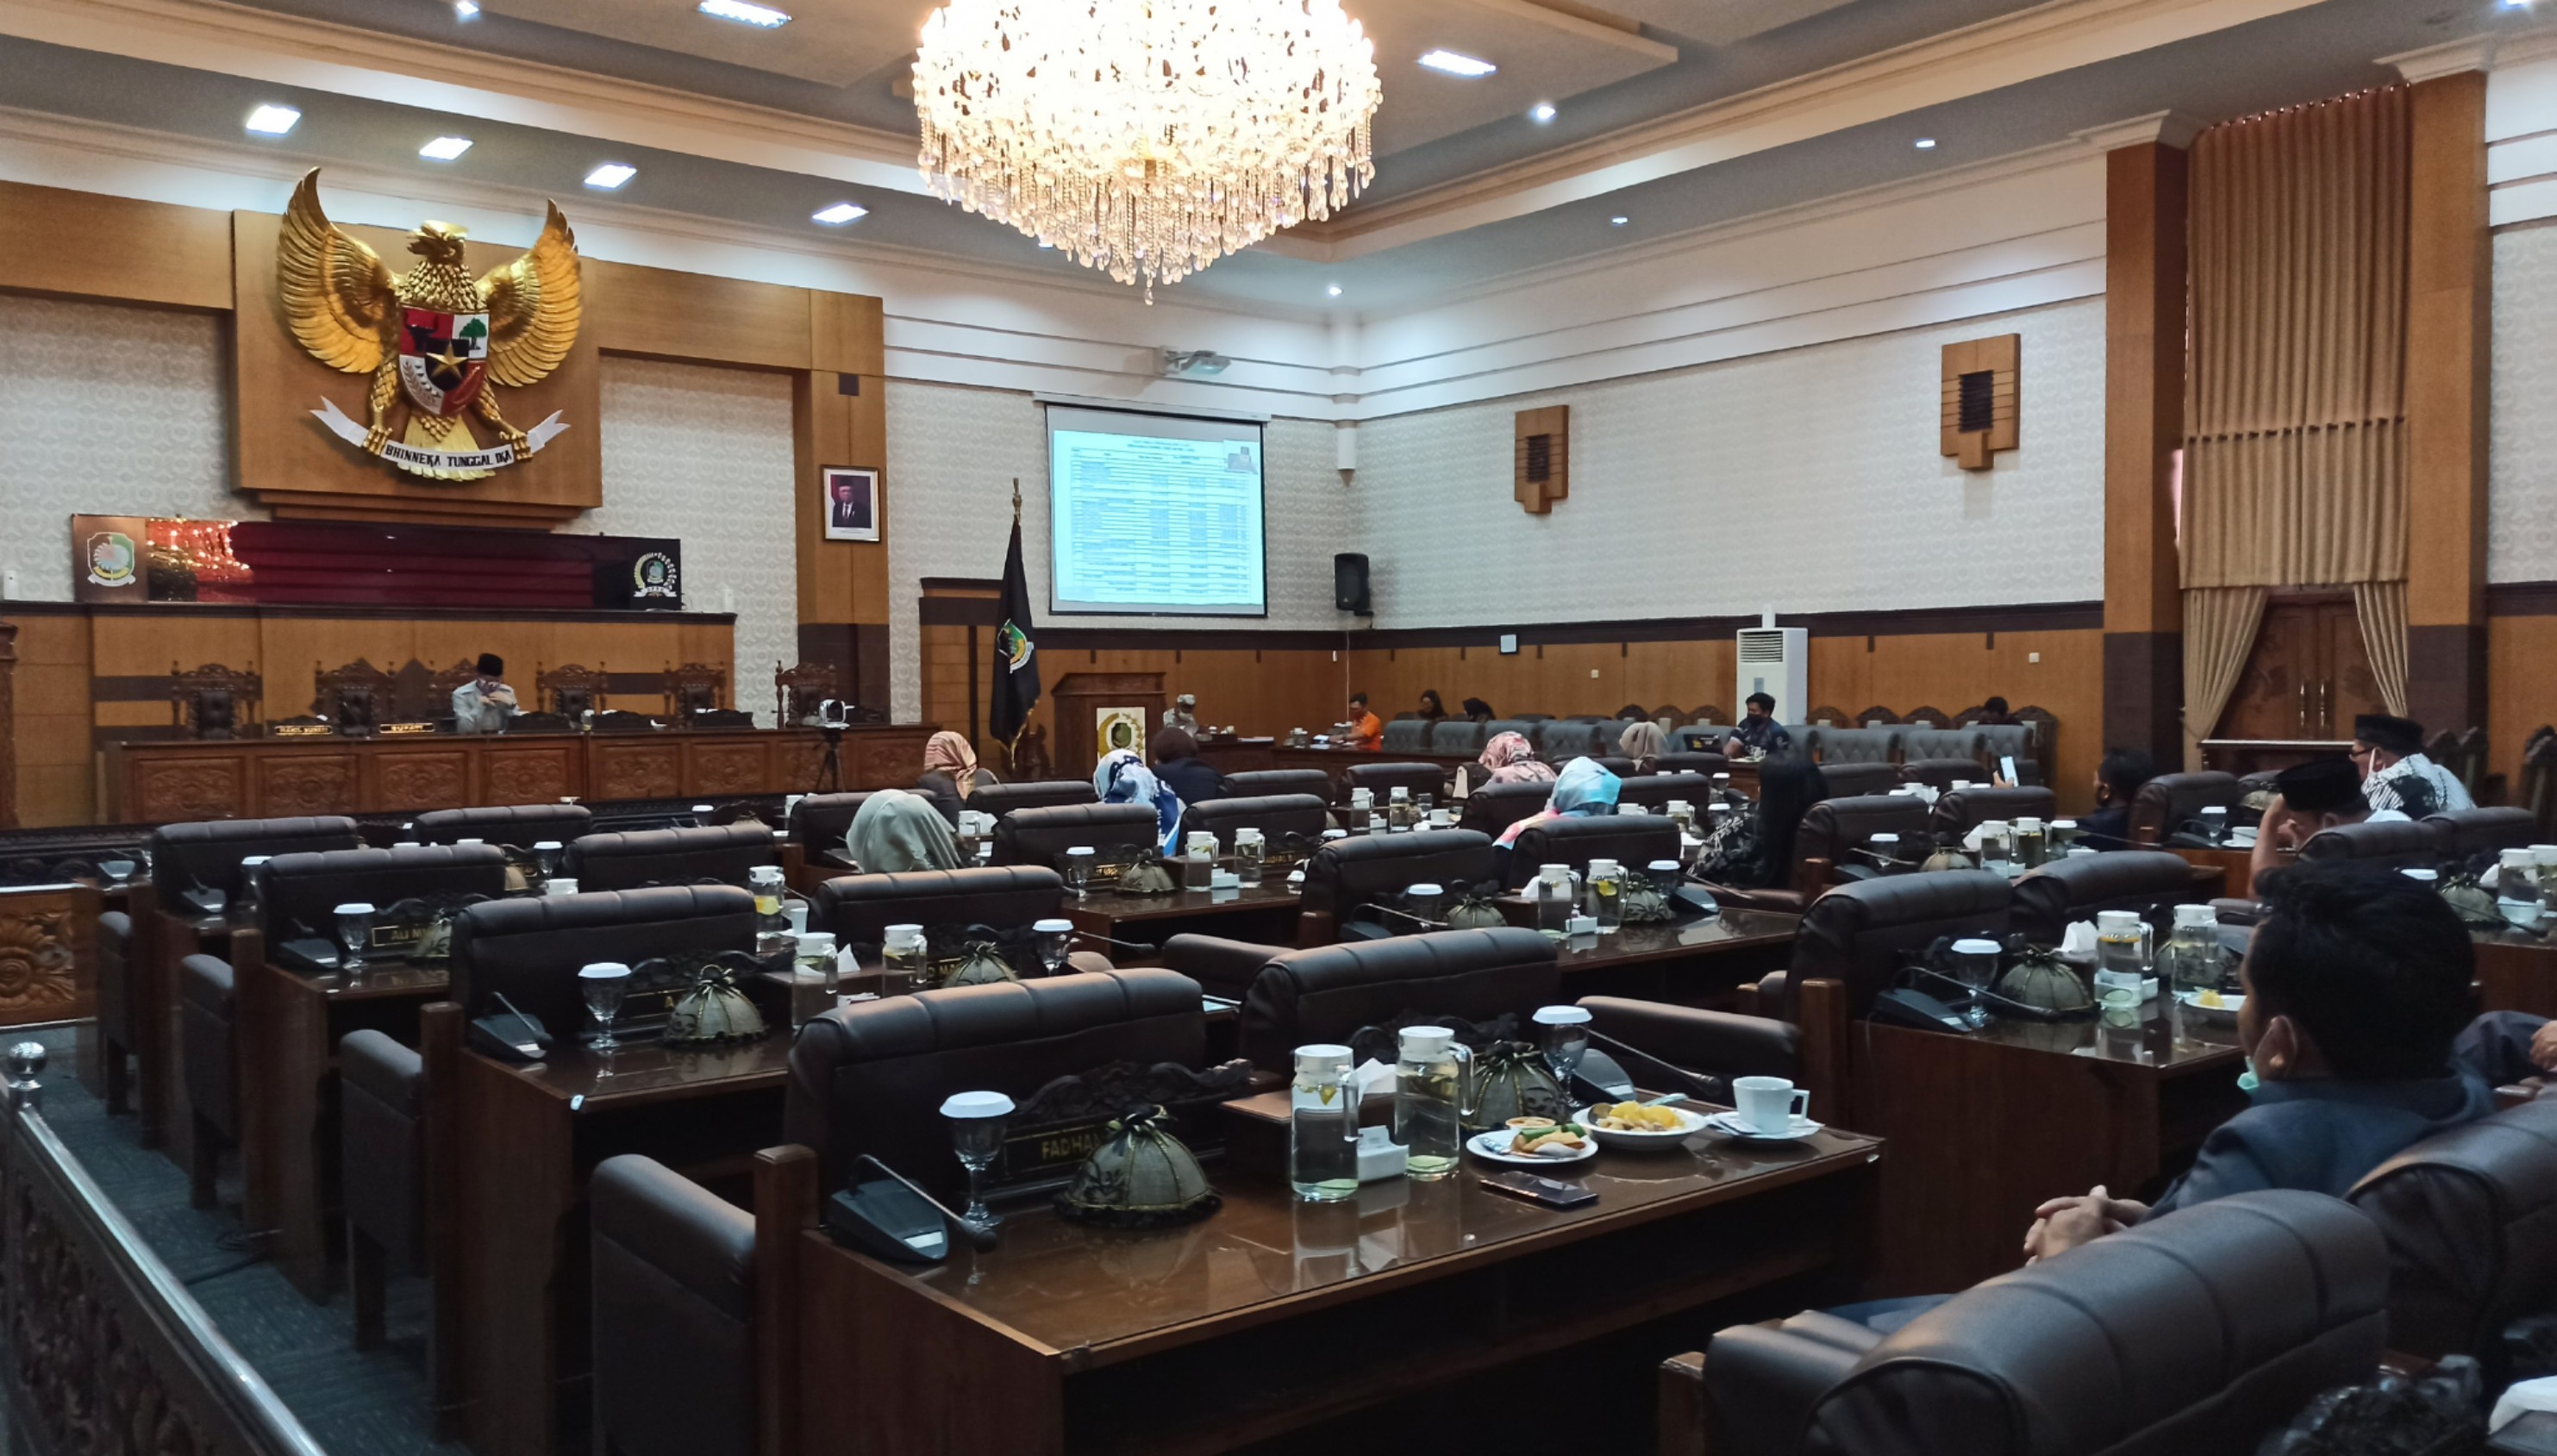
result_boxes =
[821,466,880,542]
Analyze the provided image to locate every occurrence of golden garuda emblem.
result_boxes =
[279,168,581,481]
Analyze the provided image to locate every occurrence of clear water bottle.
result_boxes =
[1588,859,1624,934]
[750,865,788,934]
[2014,816,2047,868]
[1532,864,1579,939]
[2163,903,2228,990]
[1394,1026,1471,1181]
[1235,828,1266,888]
[1289,1044,1360,1202]
[791,931,840,1028]
[1182,831,1217,890]
[883,922,928,993]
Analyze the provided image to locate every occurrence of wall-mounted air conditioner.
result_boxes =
[1735,614,1808,724]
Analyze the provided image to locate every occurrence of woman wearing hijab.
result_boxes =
[1617,720,1667,773]
[1096,747,1184,858]
[847,789,966,873]
[1457,730,1557,796]
[914,731,994,828]
[1496,757,1622,850]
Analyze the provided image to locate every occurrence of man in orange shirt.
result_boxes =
[1344,692,1384,750]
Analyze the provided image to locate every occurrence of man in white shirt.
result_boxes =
[2352,713,2472,817]
[451,653,518,734]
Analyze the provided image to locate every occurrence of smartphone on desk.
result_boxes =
[1479,1171,1597,1209]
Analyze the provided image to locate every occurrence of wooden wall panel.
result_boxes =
[588,260,812,370]
[0,182,231,311]
[7,616,97,828]
[2488,615,2557,797]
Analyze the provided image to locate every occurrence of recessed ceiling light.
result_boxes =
[698,0,791,26]
[1610,215,1629,226]
[1038,241,1053,249]
[1529,103,1557,123]
[584,163,638,190]
[1417,49,1497,78]
[2505,0,2532,10]
[811,201,866,224]
[453,0,479,17]
[1915,137,1938,149]
[1327,284,1343,297]
[244,104,301,136]
[419,135,473,161]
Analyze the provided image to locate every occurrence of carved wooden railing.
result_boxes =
[0,1044,325,1456]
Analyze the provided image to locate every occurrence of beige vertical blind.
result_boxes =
[2181,86,2410,591]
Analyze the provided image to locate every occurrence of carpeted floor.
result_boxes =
[28,1025,455,1455]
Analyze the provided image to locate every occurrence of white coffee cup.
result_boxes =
[1732,1075,1808,1135]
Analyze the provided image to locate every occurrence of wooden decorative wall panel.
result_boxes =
[0,884,94,1024]
[591,740,685,802]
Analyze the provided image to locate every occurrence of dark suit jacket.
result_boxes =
[1154,757,1226,808]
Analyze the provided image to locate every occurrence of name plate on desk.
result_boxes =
[271,722,334,739]
[986,1059,1253,1194]
[380,721,438,735]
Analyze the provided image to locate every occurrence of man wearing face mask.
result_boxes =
[2024,865,2497,1262]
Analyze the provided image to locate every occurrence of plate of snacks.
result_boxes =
[1581,1100,1710,1151]
[1467,1117,1597,1165]
[2174,987,2244,1024]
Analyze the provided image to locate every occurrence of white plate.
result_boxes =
[1703,1111,1825,1144]
[1579,1103,1710,1152]
[2174,989,2244,1023]
[1466,1128,1599,1165]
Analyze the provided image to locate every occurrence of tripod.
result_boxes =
[810,723,846,794]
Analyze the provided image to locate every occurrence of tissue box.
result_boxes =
[1356,1126,1409,1181]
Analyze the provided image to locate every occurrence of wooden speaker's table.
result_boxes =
[100,724,933,823]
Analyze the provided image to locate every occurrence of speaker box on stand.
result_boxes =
[1335,553,1372,616]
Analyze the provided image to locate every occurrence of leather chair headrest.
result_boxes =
[1341,762,1448,802]
[1797,795,1933,865]
[1301,828,1496,922]
[412,804,594,848]
[1223,770,1334,801]
[1932,785,2059,835]
[1806,727,1900,764]
[1503,815,1681,889]
[2129,772,2242,846]
[564,824,778,891]
[449,884,756,1028]
[991,803,1159,869]
[1615,773,1711,813]
[147,815,364,896]
[2425,807,2537,862]
[2009,851,2197,944]
[1181,794,1331,848]
[259,844,509,939]
[1237,928,1560,1072]
[2299,817,2441,868]
[1897,758,1985,792]
[967,780,1100,817]
[1457,781,1554,837]
[1816,763,1904,799]
[810,865,1064,946]
[2348,1096,2557,1361]
[788,792,874,850]
[1810,1190,2387,1456]
[1653,752,1729,776]
[1791,869,2010,1018]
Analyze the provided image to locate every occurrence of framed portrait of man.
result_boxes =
[821,466,880,542]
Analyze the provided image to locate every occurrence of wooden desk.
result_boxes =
[1061,881,1301,953]
[232,929,451,1300]
[1485,903,1800,1006]
[2170,845,2256,900]
[101,723,932,823]
[1191,736,1275,775]
[2477,930,2557,1019]
[458,1032,795,1456]
[782,1127,1879,1456]
[1852,996,2247,1295]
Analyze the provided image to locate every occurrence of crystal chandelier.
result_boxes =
[915,0,1381,299]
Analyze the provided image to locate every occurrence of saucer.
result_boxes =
[1703,1111,1823,1144]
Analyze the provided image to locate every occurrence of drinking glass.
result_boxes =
[99,858,136,887]
[579,962,632,1050]
[1064,847,1096,900]
[1647,859,1681,896]
[531,840,564,878]
[1403,883,1443,930]
[1532,1005,1591,1090]
[1948,937,2001,1028]
[1032,918,1075,977]
[941,1090,1015,1228]
[334,902,376,972]
[1235,831,1266,889]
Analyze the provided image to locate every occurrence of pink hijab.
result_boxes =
[1480,731,1556,785]
[923,730,979,797]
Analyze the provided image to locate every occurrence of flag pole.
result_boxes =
[1002,478,1024,757]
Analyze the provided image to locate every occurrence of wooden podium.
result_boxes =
[1051,672,1163,777]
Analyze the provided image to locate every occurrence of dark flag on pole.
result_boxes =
[990,480,1041,747]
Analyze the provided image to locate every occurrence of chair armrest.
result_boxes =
[1660,1352,1708,1456]
[1578,997,1798,1088]
[1063,951,1117,977]
[1700,1324,1866,1456]
[1704,884,1809,915]
[2210,897,2263,926]
[1160,934,1286,1000]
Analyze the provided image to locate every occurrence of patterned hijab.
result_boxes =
[1618,720,1667,764]
[923,730,979,797]
[847,789,964,873]
[1497,757,1622,847]
[1479,731,1556,785]
[1096,748,1184,857]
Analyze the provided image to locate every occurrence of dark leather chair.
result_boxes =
[412,803,593,849]
[591,1154,756,1456]
[147,815,364,914]
[1538,721,1612,759]
[2010,851,2198,945]
[178,952,238,1209]
[1616,773,1711,814]
[449,885,757,1033]
[2346,1096,2557,1367]
[1341,761,1448,804]
[991,802,1159,869]
[1972,723,2040,783]
[2299,817,2442,870]
[1710,795,1935,915]
[1297,829,1496,944]
[1482,719,1541,753]
[564,824,779,891]
[1930,785,2058,837]
[96,909,134,1115]
[967,780,1099,817]
[1806,726,1899,765]
[1224,769,1334,801]
[2128,771,2243,846]
[1583,755,1635,780]
[784,968,1206,1193]
[340,1028,422,1350]
[1898,758,1990,793]
[1217,928,1560,1072]
[810,866,1066,947]
[1679,1190,2387,1456]
[1379,718,1433,754]
[1502,815,1681,889]
[1768,870,2010,1021]
[1457,780,1554,839]
[1815,762,1902,799]
[1429,721,1488,756]
[1898,726,1985,765]
[2427,807,2538,866]
[1654,752,1729,777]
[1181,794,1330,849]
[254,844,509,942]
[787,791,873,873]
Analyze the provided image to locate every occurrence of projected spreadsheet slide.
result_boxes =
[1051,429,1264,612]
